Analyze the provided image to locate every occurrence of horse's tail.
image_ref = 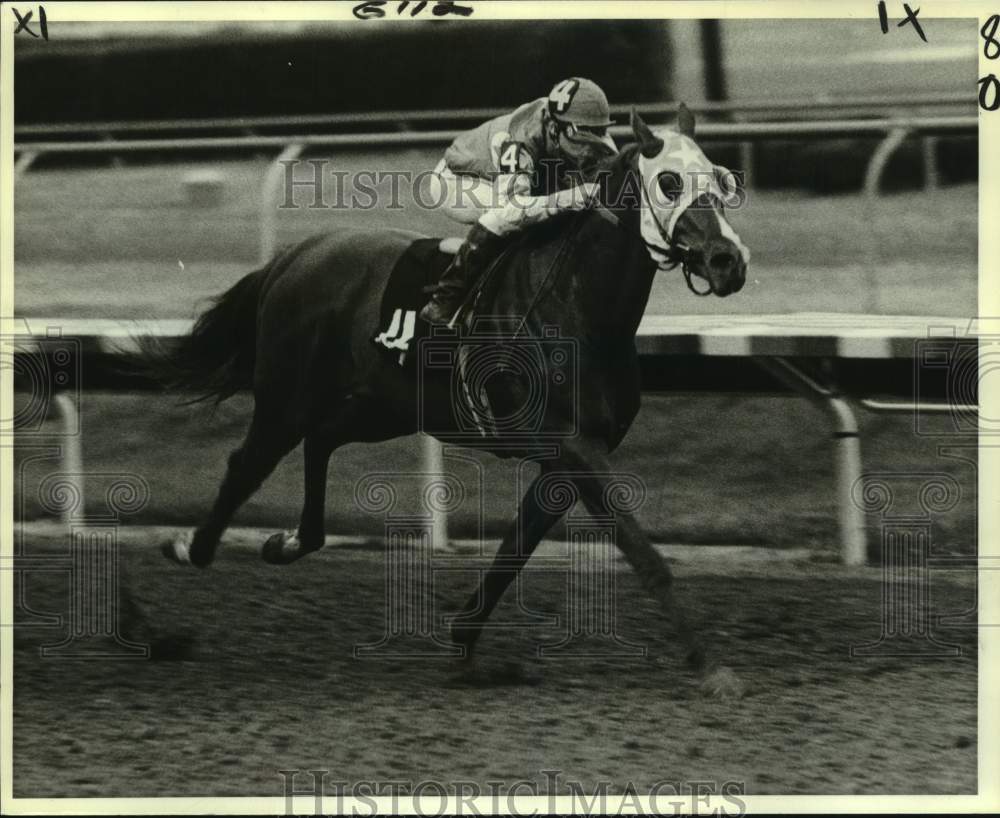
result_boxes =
[136,262,268,404]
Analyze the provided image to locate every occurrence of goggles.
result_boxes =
[558,121,617,157]
[564,122,609,139]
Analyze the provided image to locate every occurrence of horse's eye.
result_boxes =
[714,165,741,195]
[657,170,683,203]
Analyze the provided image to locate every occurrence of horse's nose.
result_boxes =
[705,239,746,296]
[710,250,737,272]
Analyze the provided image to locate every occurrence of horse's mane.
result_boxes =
[592,142,639,183]
[611,142,641,167]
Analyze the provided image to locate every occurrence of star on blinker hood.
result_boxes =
[664,137,704,171]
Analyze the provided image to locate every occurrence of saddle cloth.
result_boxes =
[372,237,458,366]
[372,235,500,437]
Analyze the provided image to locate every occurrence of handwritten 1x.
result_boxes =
[876,0,927,42]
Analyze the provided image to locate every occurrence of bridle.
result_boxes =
[638,179,712,297]
[507,148,716,342]
[589,185,712,297]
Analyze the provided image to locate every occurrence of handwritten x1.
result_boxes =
[13,6,48,40]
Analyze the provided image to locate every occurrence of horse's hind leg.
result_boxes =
[165,401,303,567]
[260,429,337,565]
[262,397,403,565]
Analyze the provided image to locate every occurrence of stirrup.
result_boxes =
[420,296,463,327]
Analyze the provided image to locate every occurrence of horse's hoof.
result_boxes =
[700,666,745,699]
[161,532,194,566]
[449,622,479,658]
[262,531,309,565]
[448,657,482,686]
[448,657,542,687]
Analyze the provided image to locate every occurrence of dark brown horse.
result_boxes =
[154,108,749,695]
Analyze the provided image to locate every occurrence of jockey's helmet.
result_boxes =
[545,77,617,167]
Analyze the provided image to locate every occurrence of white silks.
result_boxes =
[478,181,600,236]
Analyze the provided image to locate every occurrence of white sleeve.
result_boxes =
[493,171,532,205]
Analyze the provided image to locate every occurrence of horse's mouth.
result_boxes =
[688,259,747,297]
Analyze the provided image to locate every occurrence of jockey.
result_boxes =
[419,77,618,325]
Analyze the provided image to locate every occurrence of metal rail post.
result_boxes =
[259,142,305,265]
[921,135,939,191]
[739,141,753,189]
[423,433,449,550]
[860,398,978,414]
[14,151,38,180]
[52,394,84,526]
[753,357,867,566]
[862,127,911,313]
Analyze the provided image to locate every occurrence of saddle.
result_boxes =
[372,234,519,362]
[371,237,458,365]
[372,235,514,437]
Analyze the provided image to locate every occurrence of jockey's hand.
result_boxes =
[543,182,600,216]
[495,172,532,206]
[480,181,601,236]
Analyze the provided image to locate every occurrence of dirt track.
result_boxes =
[12,530,977,798]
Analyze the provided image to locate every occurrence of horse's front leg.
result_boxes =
[560,440,744,698]
[450,467,565,655]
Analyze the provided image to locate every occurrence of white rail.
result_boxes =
[12,314,979,566]
[13,91,973,140]
[12,116,978,159]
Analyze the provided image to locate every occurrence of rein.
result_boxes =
[501,155,714,340]
[508,207,587,341]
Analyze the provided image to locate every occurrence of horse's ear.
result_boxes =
[677,102,696,139]
[631,107,663,159]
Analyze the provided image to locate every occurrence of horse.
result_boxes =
[151,106,750,696]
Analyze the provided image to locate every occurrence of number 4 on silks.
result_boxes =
[548,78,580,114]
[497,141,527,174]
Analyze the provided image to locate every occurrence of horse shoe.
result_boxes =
[262,530,303,565]
[160,530,194,566]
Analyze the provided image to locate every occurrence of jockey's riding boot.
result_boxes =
[420,222,505,325]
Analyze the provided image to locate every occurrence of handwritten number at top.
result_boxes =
[983,15,1000,59]
[12,6,48,40]
[981,14,1000,111]
[877,1,927,42]
[353,0,474,20]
